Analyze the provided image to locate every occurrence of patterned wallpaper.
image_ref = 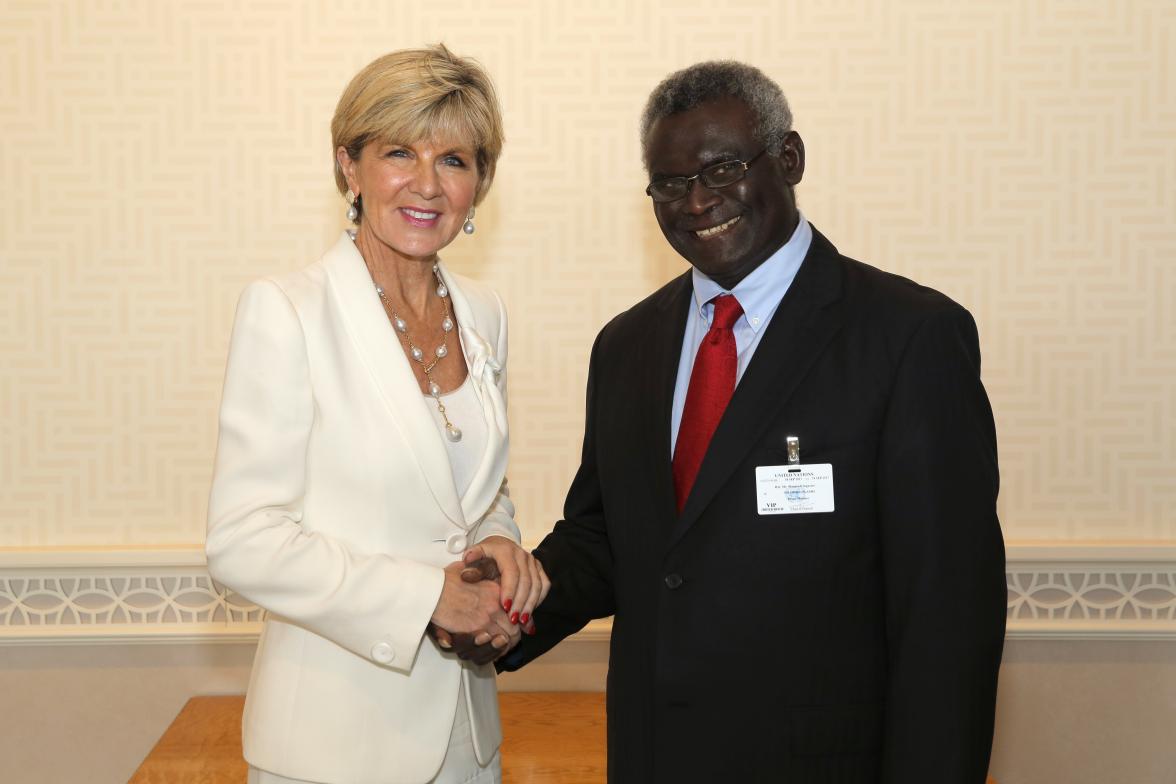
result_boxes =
[1,0,1173,546]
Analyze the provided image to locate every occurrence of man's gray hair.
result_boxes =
[640,60,792,169]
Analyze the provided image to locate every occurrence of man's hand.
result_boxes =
[460,555,501,584]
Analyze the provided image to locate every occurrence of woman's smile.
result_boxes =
[399,206,442,227]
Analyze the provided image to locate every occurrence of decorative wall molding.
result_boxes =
[0,549,263,645]
[2,543,1174,645]
[1004,543,1176,640]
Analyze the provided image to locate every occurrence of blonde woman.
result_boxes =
[206,45,547,784]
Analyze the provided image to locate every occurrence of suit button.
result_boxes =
[664,574,683,590]
[446,532,468,554]
[371,641,395,664]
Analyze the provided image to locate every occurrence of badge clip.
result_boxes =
[786,436,800,465]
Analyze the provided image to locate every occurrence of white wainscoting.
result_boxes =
[1004,543,1176,639]
[1,543,1174,645]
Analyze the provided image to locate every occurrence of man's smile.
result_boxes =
[690,215,741,239]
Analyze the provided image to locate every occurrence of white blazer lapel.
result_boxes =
[323,232,466,528]
[436,262,509,525]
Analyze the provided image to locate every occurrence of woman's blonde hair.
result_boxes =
[331,44,504,213]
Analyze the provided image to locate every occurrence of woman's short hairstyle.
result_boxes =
[331,44,504,214]
[639,60,792,169]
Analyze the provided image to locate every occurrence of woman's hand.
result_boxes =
[428,557,517,663]
[462,536,550,629]
[430,560,518,646]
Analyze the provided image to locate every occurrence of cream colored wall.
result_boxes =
[2,0,1173,548]
[0,643,256,784]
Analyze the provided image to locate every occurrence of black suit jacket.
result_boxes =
[501,228,1006,784]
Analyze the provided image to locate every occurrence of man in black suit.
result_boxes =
[466,60,1006,783]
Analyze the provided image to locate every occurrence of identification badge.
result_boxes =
[755,464,835,515]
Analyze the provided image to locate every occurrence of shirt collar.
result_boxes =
[691,214,813,333]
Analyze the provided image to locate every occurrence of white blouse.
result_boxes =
[425,375,488,497]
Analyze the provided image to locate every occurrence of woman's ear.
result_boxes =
[337,146,358,194]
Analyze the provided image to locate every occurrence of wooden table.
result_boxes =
[130,696,249,783]
[131,693,995,783]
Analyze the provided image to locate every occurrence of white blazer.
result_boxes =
[206,232,519,784]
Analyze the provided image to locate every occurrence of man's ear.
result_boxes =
[780,130,805,186]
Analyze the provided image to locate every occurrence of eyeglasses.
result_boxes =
[645,149,768,203]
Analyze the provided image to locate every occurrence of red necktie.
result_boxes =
[672,294,743,513]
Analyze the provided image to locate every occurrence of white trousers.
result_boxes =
[247,685,501,784]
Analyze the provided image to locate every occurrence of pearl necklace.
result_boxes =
[373,266,462,442]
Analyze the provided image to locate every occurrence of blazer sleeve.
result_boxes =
[472,289,521,546]
[205,279,445,673]
[471,480,518,545]
[877,305,1006,783]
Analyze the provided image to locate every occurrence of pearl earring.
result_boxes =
[345,189,359,222]
[462,207,475,235]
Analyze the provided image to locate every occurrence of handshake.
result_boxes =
[427,537,549,666]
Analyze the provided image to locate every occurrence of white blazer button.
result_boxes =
[446,532,468,554]
[371,642,395,664]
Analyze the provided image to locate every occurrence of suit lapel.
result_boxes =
[668,230,847,550]
[645,274,694,524]
[436,262,510,525]
[323,233,466,528]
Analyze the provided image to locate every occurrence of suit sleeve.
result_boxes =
[205,280,444,673]
[473,291,520,545]
[877,306,1006,783]
[499,330,618,670]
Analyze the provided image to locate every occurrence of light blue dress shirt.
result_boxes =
[669,215,813,456]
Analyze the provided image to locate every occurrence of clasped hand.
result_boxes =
[428,536,550,664]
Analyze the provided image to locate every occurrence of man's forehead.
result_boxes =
[646,98,757,165]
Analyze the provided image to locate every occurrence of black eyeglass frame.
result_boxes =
[645,148,769,203]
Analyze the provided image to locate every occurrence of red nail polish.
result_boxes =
[510,612,519,624]
[526,624,536,635]
[520,613,529,624]
[503,598,512,612]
